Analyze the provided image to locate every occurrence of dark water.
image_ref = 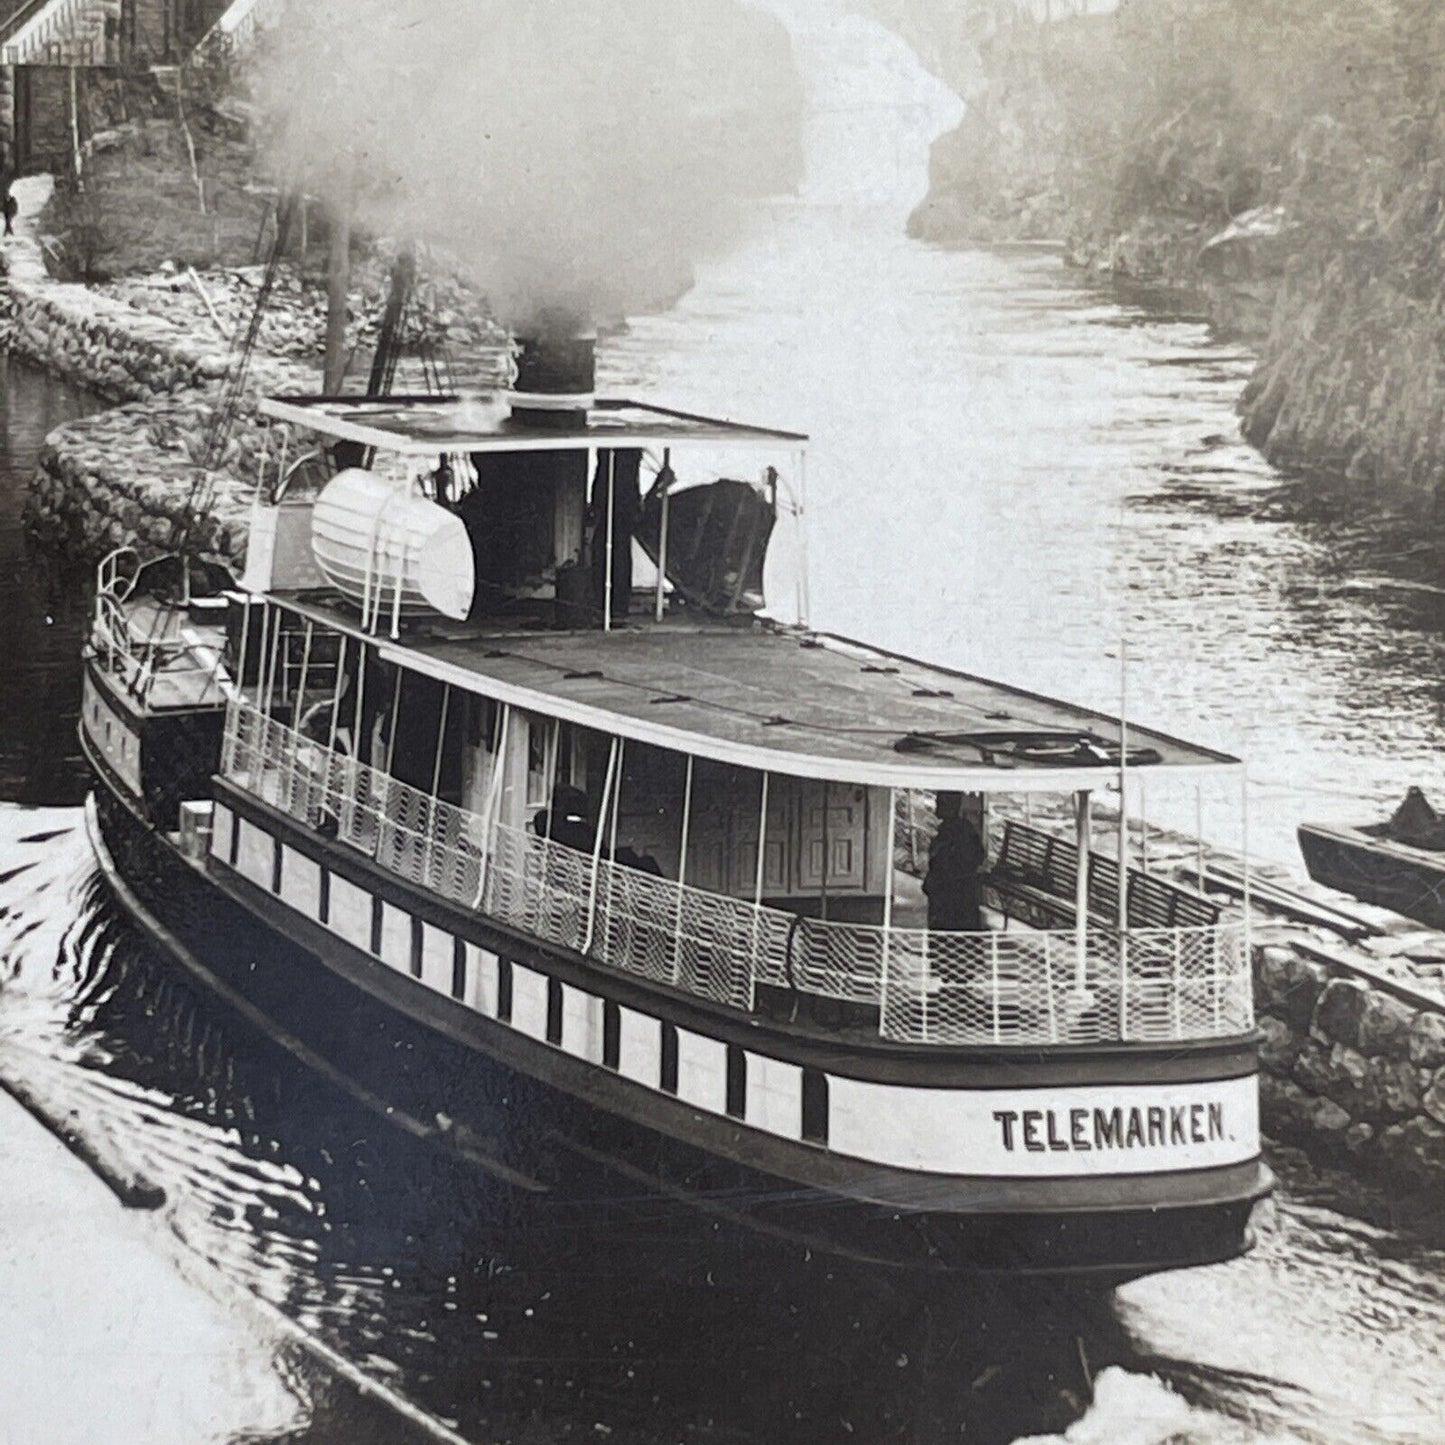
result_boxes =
[3,18,1445,1435]
[0,361,94,806]
[5,266,1445,1444]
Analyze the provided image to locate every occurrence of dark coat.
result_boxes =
[923,816,986,933]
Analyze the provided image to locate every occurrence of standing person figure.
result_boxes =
[923,793,986,934]
[2,170,17,238]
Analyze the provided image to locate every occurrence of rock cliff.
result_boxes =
[891,0,1445,494]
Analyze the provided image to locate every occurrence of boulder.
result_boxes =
[1292,1041,1334,1097]
[1256,948,1328,1031]
[1256,1015,1299,1076]
[1421,1070,1445,1128]
[1379,1115,1445,1189]
[1343,1121,1376,1160]
[1310,977,1371,1049]
[1306,1095,1352,1141]
[1322,1042,1370,1114]
[1408,1011,1445,1070]
[1259,1074,1313,1138]
[1358,1055,1424,1123]
[1355,991,1417,1059]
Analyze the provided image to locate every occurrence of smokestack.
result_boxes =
[509,332,597,428]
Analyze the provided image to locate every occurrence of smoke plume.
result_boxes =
[257,0,803,333]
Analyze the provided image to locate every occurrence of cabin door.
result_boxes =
[730,783,790,898]
[797,781,868,894]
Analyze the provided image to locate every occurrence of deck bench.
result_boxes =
[984,820,1221,934]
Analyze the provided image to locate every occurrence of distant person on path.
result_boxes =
[923,793,986,934]
[2,175,17,237]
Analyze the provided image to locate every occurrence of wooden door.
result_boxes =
[797,780,868,893]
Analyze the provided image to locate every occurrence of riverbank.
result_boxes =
[0,1071,305,1441]
[898,0,1445,497]
[0,177,507,565]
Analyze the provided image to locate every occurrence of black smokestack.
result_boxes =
[510,332,596,429]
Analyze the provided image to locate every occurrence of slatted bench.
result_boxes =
[984,820,1222,933]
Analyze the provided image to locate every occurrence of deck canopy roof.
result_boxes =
[274,594,1239,791]
[259,393,808,457]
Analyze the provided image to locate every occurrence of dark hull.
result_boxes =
[88,784,1267,1283]
[1298,821,1445,930]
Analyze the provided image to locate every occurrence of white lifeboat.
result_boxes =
[310,468,475,624]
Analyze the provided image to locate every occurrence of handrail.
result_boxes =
[220,698,1255,1047]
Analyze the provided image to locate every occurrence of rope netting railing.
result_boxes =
[221,701,1253,1046]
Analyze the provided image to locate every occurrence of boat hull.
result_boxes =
[84,770,1268,1283]
[1298,821,1445,929]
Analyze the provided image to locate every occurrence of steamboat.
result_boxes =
[79,329,1270,1279]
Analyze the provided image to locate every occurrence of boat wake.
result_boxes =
[0,804,1441,1443]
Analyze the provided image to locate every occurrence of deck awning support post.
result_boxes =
[473,704,510,910]
[1117,639,1129,931]
[430,684,451,798]
[1073,790,1091,997]
[383,664,403,774]
[328,636,348,754]
[603,738,625,952]
[603,451,616,634]
[235,594,254,718]
[582,736,621,957]
[262,605,283,717]
[881,786,896,1031]
[672,753,694,986]
[1117,641,1130,1040]
[1196,782,1206,889]
[750,770,770,1007]
[248,601,267,710]
[295,619,314,723]
[795,449,811,628]
[654,447,671,624]
[1239,765,1251,1031]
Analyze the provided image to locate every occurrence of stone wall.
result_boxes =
[0,66,14,158]
[2,220,308,563]
[1255,945,1445,1196]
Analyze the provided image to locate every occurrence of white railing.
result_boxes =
[89,548,226,705]
[221,699,1254,1047]
[0,0,102,66]
[193,0,283,60]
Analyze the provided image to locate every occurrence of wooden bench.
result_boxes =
[984,820,1221,933]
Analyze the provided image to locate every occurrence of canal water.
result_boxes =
[3,6,1445,1443]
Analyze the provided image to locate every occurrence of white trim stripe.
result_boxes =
[211,817,1260,1178]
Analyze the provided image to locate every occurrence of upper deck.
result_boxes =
[271,589,1238,791]
[259,393,809,456]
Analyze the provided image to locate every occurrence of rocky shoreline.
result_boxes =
[1,180,508,566]
[1256,945,1445,1199]
[1,193,309,564]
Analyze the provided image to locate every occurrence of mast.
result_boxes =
[323,199,352,395]
[367,244,416,397]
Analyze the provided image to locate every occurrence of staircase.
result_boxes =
[0,0,119,67]
[191,0,281,61]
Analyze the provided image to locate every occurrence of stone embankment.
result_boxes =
[1,179,508,565]
[1,186,307,563]
[1255,944,1445,1197]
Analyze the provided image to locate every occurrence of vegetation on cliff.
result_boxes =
[904,0,1445,492]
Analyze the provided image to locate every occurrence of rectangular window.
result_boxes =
[801,1069,829,1145]
[602,1001,621,1070]
[496,957,513,1023]
[451,937,467,1001]
[725,1045,747,1120]
[545,976,564,1045]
